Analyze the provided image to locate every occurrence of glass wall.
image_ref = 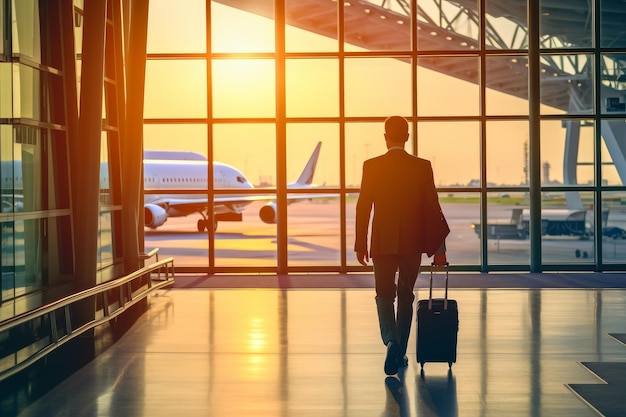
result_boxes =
[143,0,626,273]
[1,0,73,307]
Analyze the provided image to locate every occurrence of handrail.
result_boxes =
[140,247,160,261]
[0,256,175,382]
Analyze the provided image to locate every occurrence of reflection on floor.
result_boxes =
[15,288,626,417]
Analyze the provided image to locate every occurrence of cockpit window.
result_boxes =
[237,176,245,183]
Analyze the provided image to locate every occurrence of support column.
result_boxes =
[527,0,542,272]
[275,0,287,274]
[121,0,149,273]
[71,0,106,316]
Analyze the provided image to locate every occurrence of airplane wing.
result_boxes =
[150,192,341,212]
[145,191,340,231]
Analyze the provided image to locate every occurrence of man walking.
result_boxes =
[355,115,449,375]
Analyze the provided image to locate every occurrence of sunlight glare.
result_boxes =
[211,4,274,53]
[247,317,267,352]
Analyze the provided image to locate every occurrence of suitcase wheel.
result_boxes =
[420,362,425,369]
[448,362,453,368]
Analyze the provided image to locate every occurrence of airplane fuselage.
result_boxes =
[143,160,255,214]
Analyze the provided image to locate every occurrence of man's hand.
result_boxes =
[356,251,369,266]
[433,252,447,267]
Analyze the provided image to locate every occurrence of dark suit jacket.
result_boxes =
[354,148,449,257]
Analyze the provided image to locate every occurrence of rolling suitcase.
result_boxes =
[416,262,459,369]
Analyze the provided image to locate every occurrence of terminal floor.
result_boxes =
[15,279,626,417]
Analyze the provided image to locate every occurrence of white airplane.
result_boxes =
[2,142,328,232]
[142,141,328,232]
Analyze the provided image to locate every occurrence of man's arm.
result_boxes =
[354,162,373,260]
[422,160,450,259]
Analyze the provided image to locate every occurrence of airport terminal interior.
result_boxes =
[2,0,626,416]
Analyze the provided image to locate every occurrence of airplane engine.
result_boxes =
[259,202,277,224]
[144,204,168,228]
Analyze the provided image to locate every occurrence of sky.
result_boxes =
[141,0,616,188]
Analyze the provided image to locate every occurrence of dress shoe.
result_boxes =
[384,341,400,375]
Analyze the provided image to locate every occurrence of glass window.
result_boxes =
[417,56,480,117]
[344,57,411,117]
[486,55,529,116]
[74,6,83,59]
[213,123,276,187]
[97,211,113,275]
[417,0,479,51]
[486,121,529,187]
[600,2,626,48]
[541,119,595,187]
[13,64,41,120]
[147,0,206,54]
[286,58,338,118]
[1,220,15,302]
[16,218,45,295]
[139,0,626,272]
[213,209,277,268]
[601,118,626,186]
[541,0,592,48]
[144,224,209,268]
[46,215,73,282]
[344,1,410,52]
[211,1,274,53]
[441,193,481,266]
[0,63,12,118]
[99,132,110,206]
[542,191,594,265]
[285,0,337,52]
[211,59,275,118]
[144,124,208,156]
[1,125,13,212]
[287,199,341,267]
[601,192,626,264]
[486,192,530,265]
[540,54,593,116]
[287,124,339,188]
[14,126,43,212]
[485,0,527,50]
[75,60,82,110]
[417,121,480,188]
[12,0,41,63]
[600,54,626,116]
[144,59,207,119]
[211,123,276,266]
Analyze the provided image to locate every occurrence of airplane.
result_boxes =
[1,142,328,233]
[142,141,329,232]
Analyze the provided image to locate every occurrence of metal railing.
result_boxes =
[0,254,175,382]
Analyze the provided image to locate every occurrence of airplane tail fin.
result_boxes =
[294,141,322,186]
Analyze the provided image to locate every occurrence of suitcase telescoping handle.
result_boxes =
[428,262,450,311]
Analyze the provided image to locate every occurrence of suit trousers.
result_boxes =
[372,253,422,357]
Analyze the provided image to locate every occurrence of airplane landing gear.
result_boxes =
[197,218,217,232]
